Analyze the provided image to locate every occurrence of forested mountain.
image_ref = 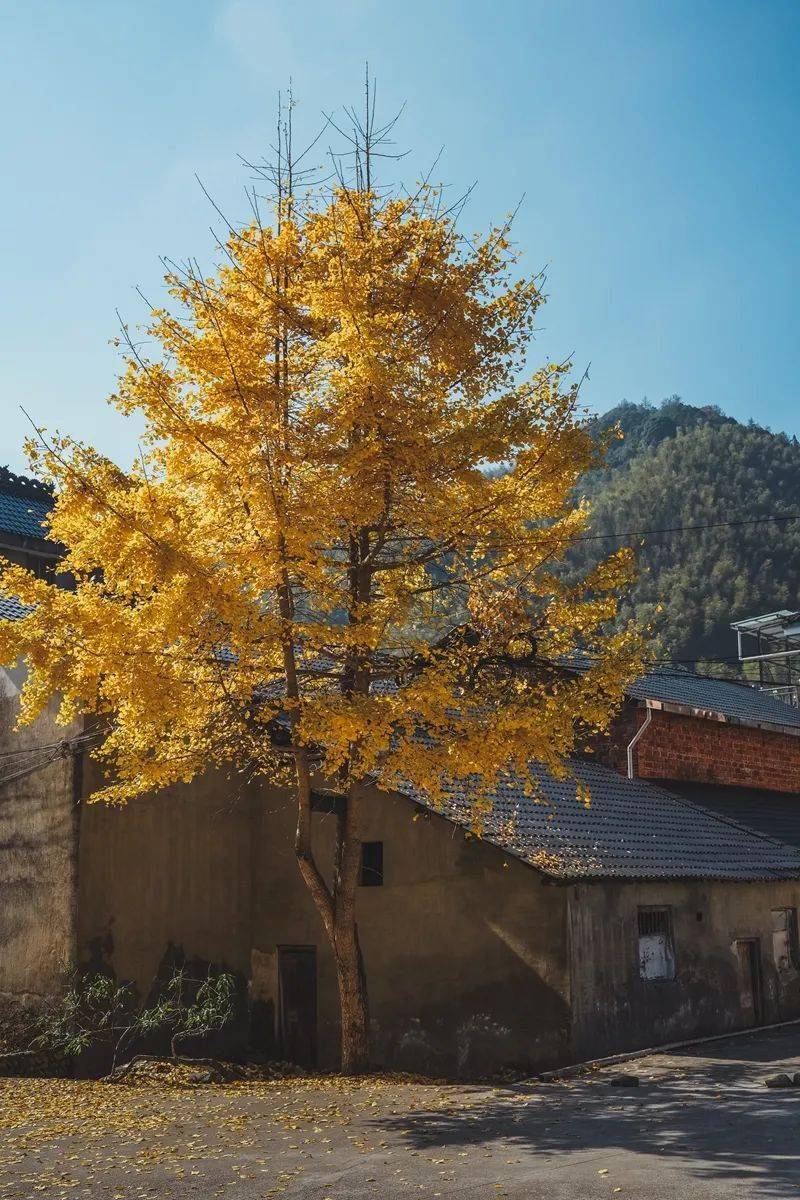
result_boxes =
[571,399,800,663]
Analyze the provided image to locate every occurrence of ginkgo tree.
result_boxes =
[0,99,641,1072]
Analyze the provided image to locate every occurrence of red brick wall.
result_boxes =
[603,704,800,793]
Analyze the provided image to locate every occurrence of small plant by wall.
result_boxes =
[31,966,236,1071]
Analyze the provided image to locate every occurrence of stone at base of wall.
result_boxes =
[0,1048,71,1078]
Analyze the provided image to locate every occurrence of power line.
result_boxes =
[645,656,747,665]
[0,754,68,789]
[0,732,100,793]
[0,732,99,760]
[577,512,800,543]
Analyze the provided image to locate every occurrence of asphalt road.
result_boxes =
[2,1024,800,1198]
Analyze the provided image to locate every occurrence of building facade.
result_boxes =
[3,469,800,1073]
[4,684,800,1074]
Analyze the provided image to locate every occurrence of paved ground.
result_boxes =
[3,1025,800,1198]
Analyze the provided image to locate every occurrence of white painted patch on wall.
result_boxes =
[639,933,676,981]
[638,908,676,981]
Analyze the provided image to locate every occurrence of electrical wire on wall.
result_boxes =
[0,732,99,792]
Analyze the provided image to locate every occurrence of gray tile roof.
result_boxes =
[563,653,800,732]
[398,759,800,881]
[669,782,800,852]
[628,667,800,730]
[0,596,29,622]
[0,491,52,541]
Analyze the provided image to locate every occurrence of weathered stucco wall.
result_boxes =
[569,877,800,1060]
[0,667,80,1003]
[77,763,257,993]
[78,776,572,1074]
[251,789,571,1074]
[75,768,800,1074]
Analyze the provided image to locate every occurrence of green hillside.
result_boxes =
[572,399,800,663]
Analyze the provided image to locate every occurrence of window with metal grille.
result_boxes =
[638,907,675,980]
[360,841,383,887]
[638,908,670,937]
[771,907,800,972]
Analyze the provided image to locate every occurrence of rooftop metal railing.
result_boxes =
[760,684,800,709]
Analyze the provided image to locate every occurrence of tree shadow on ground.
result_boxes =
[370,1058,800,1197]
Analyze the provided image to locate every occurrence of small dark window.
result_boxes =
[360,841,383,887]
[638,907,675,980]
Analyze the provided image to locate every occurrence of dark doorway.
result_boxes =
[734,939,764,1026]
[277,946,317,1066]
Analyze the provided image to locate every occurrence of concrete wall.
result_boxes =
[569,877,800,1060]
[77,776,572,1074]
[77,762,257,990]
[252,789,571,1074]
[74,770,800,1074]
[0,667,79,1003]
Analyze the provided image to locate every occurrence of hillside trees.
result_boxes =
[571,405,800,661]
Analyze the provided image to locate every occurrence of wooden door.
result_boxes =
[277,946,317,1066]
[734,939,764,1026]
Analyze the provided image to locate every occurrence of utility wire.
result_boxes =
[0,732,100,792]
[646,656,754,665]
[0,732,99,760]
[577,512,800,543]
[0,754,67,789]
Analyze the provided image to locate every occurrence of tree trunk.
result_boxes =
[293,832,371,1073]
[330,778,370,1072]
[292,759,371,1072]
[334,921,370,1074]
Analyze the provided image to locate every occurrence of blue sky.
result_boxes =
[2,0,799,472]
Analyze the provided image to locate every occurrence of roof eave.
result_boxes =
[638,696,800,738]
[559,871,800,883]
[0,528,61,558]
